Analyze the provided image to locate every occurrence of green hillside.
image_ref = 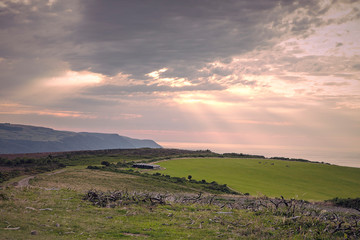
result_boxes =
[1,149,360,239]
[156,158,360,201]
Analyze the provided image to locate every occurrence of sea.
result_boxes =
[159,142,360,168]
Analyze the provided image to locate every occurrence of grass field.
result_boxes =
[0,186,318,240]
[1,149,360,239]
[155,158,360,201]
[1,167,359,239]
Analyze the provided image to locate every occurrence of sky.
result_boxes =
[0,0,359,167]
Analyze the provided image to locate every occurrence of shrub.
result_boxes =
[87,165,100,169]
[0,192,9,201]
[327,197,360,210]
[101,161,110,166]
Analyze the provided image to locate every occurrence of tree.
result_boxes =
[187,175,192,181]
[101,161,110,166]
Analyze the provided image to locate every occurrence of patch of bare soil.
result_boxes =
[14,176,35,188]
[13,169,66,188]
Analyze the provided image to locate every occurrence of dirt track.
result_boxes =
[15,176,35,188]
[14,169,66,188]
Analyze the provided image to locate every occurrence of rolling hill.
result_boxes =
[0,123,161,154]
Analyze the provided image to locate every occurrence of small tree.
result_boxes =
[101,161,110,166]
[187,175,192,181]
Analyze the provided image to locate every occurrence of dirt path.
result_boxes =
[14,169,66,188]
[15,176,35,188]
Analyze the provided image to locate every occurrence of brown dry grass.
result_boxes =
[29,167,198,193]
[30,168,137,192]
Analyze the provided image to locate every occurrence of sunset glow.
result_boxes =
[46,70,104,86]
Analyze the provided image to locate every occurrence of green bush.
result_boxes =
[101,161,110,166]
[327,197,360,210]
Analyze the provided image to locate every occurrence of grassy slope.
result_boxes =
[0,187,292,240]
[156,158,360,201]
[1,151,360,239]
[2,167,358,239]
[30,168,201,194]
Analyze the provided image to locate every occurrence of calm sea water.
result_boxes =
[159,142,360,168]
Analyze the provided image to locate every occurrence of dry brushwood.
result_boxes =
[83,189,360,237]
[83,189,170,207]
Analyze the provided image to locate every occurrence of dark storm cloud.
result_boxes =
[0,0,339,96]
[67,0,327,78]
[0,0,80,96]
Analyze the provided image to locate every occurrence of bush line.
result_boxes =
[87,165,240,195]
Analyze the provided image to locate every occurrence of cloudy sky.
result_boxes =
[0,0,359,166]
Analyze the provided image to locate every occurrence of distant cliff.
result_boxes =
[0,123,162,154]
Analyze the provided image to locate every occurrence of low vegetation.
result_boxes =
[0,148,214,183]
[1,148,359,239]
[327,197,360,211]
[1,185,359,239]
[87,166,239,195]
[0,156,65,183]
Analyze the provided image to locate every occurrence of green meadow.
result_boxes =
[1,149,360,239]
[156,158,360,201]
